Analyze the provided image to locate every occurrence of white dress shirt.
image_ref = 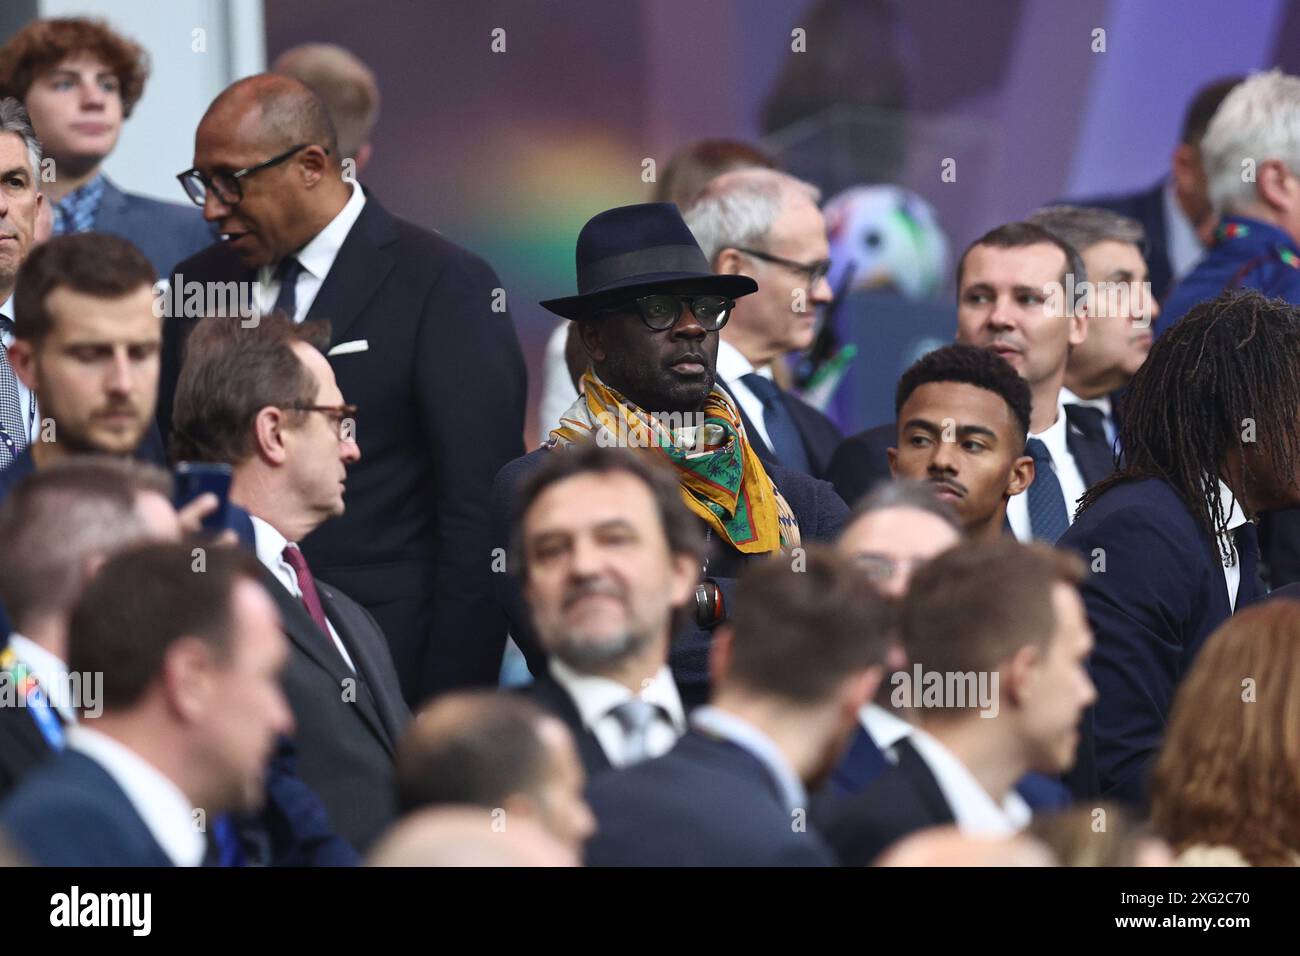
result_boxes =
[249,514,356,671]
[0,294,39,442]
[67,725,206,867]
[861,703,913,764]
[715,339,776,451]
[6,633,76,725]
[548,658,685,768]
[1007,400,1089,542]
[1163,177,1206,283]
[1215,478,1251,612]
[257,182,367,323]
[907,727,1032,836]
[691,705,807,814]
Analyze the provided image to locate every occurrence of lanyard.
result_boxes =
[0,647,67,751]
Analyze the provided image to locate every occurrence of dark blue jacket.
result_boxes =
[717,374,844,481]
[0,750,173,866]
[1058,477,1263,805]
[94,177,215,280]
[584,731,834,866]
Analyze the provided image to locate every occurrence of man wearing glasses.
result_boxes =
[160,73,527,704]
[492,202,849,707]
[683,168,842,479]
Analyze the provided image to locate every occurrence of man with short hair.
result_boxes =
[1027,205,1157,447]
[0,458,178,800]
[160,73,527,700]
[683,167,842,478]
[817,539,1095,866]
[171,311,408,852]
[272,43,380,175]
[509,443,702,773]
[0,231,163,498]
[0,544,293,866]
[493,203,848,706]
[0,17,213,274]
[585,547,891,866]
[396,691,595,854]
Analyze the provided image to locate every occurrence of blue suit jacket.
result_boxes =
[0,750,172,866]
[584,731,835,866]
[491,447,849,706]
[718,374,844,481]
[94,178,215,280]
[1058,477,1263,805]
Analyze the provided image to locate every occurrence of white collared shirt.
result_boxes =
[861,703,913,764]
[7,633,76,725]
[1163,177,1206,283]
[907,726,1032,836]
[1007,400,1089,542]
[715,339,776,452]
[249,514,355,671]
[0,294,39,442]
[1214,478,1251,612]
[67,725,206,867]
[257,182,367,323]
[548,658,685,768]
[690,705,807,814]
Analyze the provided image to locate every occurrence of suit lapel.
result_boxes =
[894,737,957,826]
[260,569,394,753]
[527,677,611,774]
[716,375,776,463]
[303,199,399,347]
[1065,420,1115,488]
[317,585,404,745]
[831,724,890,796]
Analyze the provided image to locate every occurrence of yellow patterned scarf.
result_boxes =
[549,371,800,552]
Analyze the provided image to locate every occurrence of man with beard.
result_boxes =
[509,443,703,775]
[492,203,849,707]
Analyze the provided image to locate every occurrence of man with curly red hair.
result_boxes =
[0,17,212,274]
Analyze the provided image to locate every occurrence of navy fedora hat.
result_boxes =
[540,202,758,320]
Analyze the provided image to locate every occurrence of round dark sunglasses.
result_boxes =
[597,293,735,332]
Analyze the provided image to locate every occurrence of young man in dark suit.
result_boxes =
[0,18,213,276]
[683,168,842,478]
[509,444,702,775]
[829,223,1114,525]
[0,544,293,866]
[160,73,527,702]
[585,547,892,866]
[170,312,409,853]
[493,203,848,708]
[817,540,1095,866]
[1060,289,1297,805]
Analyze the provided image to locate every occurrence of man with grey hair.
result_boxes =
[1028,205,1158,448]
[684,167,842,478]
[0,98,44,470]
[0,457,180,800]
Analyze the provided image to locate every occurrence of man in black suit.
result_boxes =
[1059,290,1293,805]
[508,444,703,774]
[171,312,409,852]
[494,203,848,707]
[585,547,891,866]
[0,458,180,801]
[159,73,527,701]
[830,223,1113,540]
[682,168,842,477]
[817,540,1095,866]
[1,544,293,866]
[1071,76,1242,304]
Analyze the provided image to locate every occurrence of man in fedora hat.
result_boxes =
[491,202,849,713]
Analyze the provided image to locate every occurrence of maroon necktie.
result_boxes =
[282,544,330,636]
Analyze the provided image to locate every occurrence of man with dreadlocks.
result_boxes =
[491,203,849,708]
[1059,289,1298,806]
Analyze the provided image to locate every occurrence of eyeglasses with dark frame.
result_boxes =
[595,293,735,332]
[284,402,358,436]
[733,247,832,287]
[177,143,325,207]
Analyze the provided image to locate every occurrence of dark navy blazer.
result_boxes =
[94,177,215,279]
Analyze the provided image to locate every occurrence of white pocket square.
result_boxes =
[328,339,369,356]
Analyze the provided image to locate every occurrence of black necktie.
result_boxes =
[1065,404,1107,444]
[272,257,304,320]
[1025,437,1070,543]
[1233,522,1262,608]
[740,372,811,473]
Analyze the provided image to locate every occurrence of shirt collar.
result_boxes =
[1059,386,1111,418]
[6,633,76,725]
[247,513,302,595]
[1162,177,1206,281]
[714,339,764,383]
[547,657,686,734]
[67,725,206,866]
[1215,477,1251,567]
[690,705,807,813]
[861,703,913,751]
[1029,398,1071,461]
[279,181,367,282]
[0,294,13,340]
[907,727,1031,835]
